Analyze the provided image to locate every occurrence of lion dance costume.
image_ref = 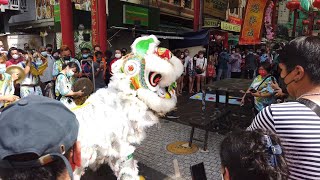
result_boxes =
[72,35,184,180]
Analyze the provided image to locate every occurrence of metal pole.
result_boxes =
[292,10,298,38]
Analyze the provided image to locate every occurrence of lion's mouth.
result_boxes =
[148,72,162,87]
[146,71,175,99]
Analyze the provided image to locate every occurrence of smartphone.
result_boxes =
[271,77,276,84]
[250,89,257,93]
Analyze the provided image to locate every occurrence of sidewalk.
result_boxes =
[134,119,225,180]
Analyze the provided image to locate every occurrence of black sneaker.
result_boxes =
[166,111,180,119]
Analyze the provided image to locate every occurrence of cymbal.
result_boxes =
[74,78,94,96]
[6,65,26,84]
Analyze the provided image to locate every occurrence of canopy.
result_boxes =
[169,30,209,49]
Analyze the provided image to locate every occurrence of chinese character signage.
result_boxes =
[221,21,241,32]
[228,16,242,25]
[204,0,228,19]
[91,0,99,45]
[239,0,268,45]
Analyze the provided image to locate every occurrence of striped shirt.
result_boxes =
[248,102,320,180]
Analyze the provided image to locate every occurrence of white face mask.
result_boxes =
[0,47,4,51]
[12,54,19,60]
[199,55,204,58]
[0,64,6,74]
[232,51,236,54]
[193,57,197,60]
[115,54,121,58]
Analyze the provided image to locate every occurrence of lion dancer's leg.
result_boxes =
[107,141,139,180]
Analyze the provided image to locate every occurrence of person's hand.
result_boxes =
[271,81,280,90]
[76,90,84,97]
[274,89,284,97]
[251,91,261,97]
[240,97,245,106]
[11,73,19,82]
[5,95,19,102]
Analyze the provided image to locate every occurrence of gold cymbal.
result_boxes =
[6,65,26,84]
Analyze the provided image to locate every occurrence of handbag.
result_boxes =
[196,58,206,74]
[297,98,320,117]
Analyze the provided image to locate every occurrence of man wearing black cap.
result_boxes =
[0,95,81,180]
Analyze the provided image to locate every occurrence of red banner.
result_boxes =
[91,0,99,46]
[0,0,8,5]
[228,16,242,25]
[239,0,268,45]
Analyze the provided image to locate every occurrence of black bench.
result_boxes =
[188,109,231,151]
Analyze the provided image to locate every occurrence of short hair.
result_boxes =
[95,51,103,57]
[93,45,100,49]
[81,47,90,52]
[279,36,320,84]
[60,45,71,52]
[105,50,112,59]
[0,150,71,180]
[220,129,288,180]
[0,53,7,62]
[46,44,53,48]
[260,62,272,73]
[198,50,205,55]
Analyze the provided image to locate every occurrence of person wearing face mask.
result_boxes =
[108,49,122,75]
[6,47,23,67]
[39,46,55,97]
[241,62,275,114]
[220,129,288,180]
[177,52,186,96]
[55,62,84,108]
[186,53,197,94]
[46,44,53,55]
[0,54,19,108]
[17,52,43,98]
[248,37,320,180]
[52,45,81,84]
[93,51,106,90]
[229,48,242,78]
[195,51,207,93]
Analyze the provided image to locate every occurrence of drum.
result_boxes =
[73,78,94,105]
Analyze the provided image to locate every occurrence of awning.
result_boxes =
[141,34,184,40]
[169,30,209,49]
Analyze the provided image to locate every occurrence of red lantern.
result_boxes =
[286,0,301,11]
[313,0,320,9]
[302,20,310,25]
[316,20,320,25]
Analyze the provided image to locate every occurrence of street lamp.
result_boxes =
[286,0,301,38]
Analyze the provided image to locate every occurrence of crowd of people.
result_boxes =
[0,43,129,108]
[0,36,320,180]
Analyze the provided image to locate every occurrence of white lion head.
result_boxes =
[110,35,183,115]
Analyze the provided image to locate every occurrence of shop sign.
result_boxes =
[239,0,268,45]
[73,0,91,11]
[123,4,149,26]
[221,21,241,32]
[203,18,220,28]
[228,16,242,25]
[204,0,228,19]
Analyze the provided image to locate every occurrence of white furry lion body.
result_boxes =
[70,35,184,180]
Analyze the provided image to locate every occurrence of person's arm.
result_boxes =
[247,106,276,133]
[56,75,83,97]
